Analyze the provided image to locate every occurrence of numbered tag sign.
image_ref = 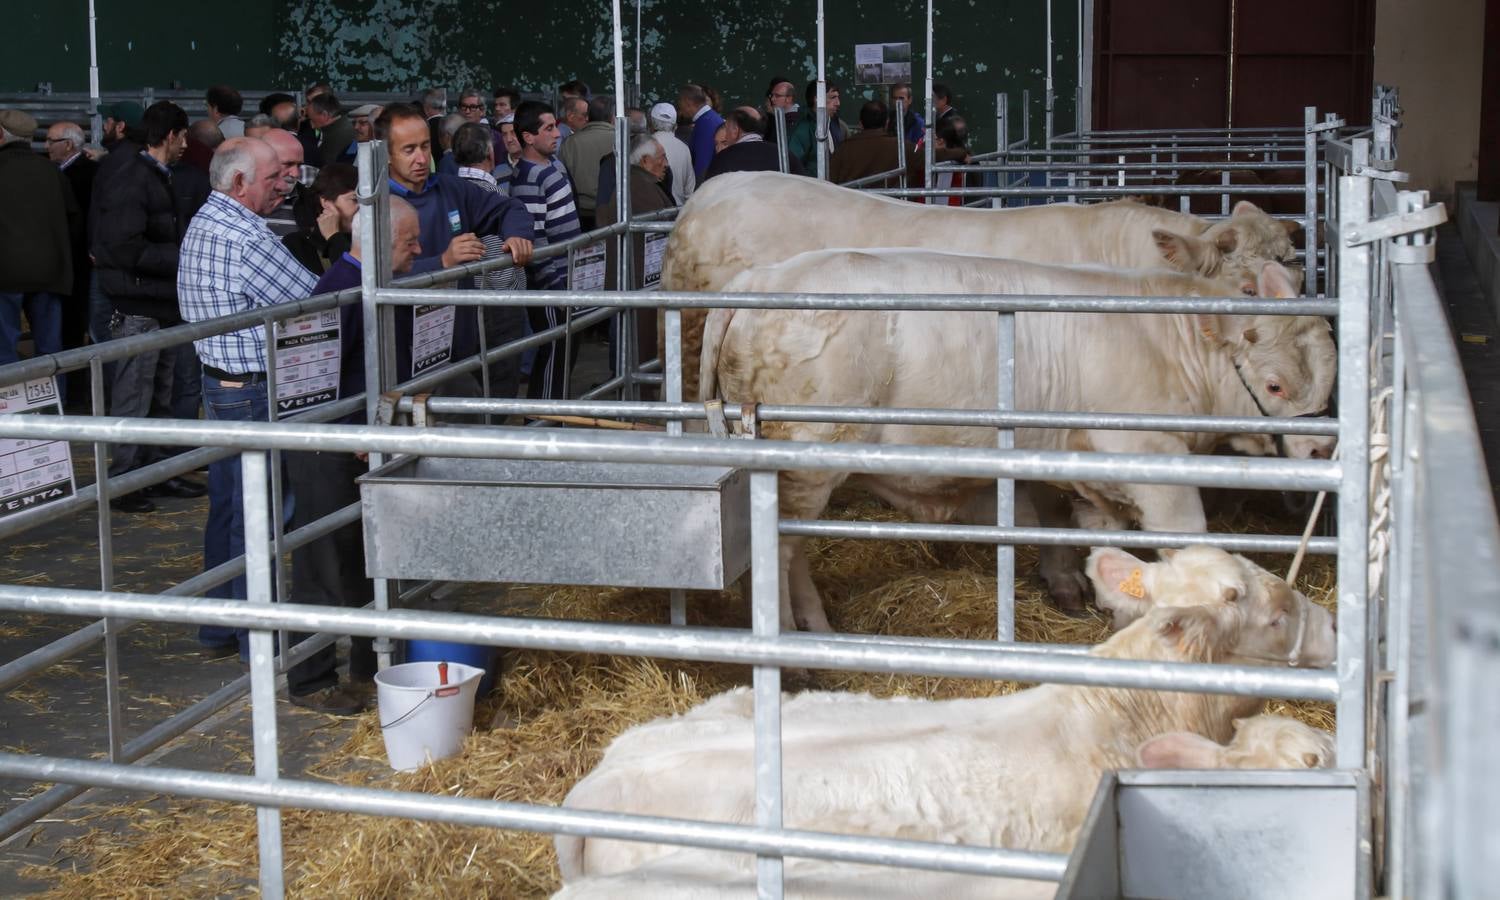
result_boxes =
[412,304,457,374]
[272,310,341,414]
[643,231,667,290]
[0,377,76,521]
[569,241,608,292]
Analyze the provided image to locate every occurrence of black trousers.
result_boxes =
[285,450,374,695]
[527,302,578,400]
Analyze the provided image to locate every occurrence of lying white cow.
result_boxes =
[554,712,1334,900]
[701,250,1335,627]
[659,171,1302,401]
[1137,713,1335,771]
[555,547,1334,888]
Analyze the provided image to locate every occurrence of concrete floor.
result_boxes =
[0,246,1496,892]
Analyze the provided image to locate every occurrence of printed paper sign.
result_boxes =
[569,241,608,292]
[0,377,76,521]
[643,232,667,290]
[412,304,457,374]
[854,42,913,85]
[272,310,341,414]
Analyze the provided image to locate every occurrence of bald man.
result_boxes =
[259,127,306,237]
[179,136,320,663]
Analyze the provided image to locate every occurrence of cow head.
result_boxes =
[1136,714,1334,770]
[1192,262,1337,459]
[1151,200,1301,280]
[1085,546,1336,668]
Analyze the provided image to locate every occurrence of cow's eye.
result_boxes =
[1266,382,1284,396]
[1241,284,1256,296]
[1271,613,1287,628]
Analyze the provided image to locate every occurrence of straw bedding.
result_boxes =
[22,487,1338,898]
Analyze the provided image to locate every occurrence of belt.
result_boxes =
[203,365,267,384]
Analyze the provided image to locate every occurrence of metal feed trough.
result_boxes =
[359,456,749,589]
[0,18,1490,900]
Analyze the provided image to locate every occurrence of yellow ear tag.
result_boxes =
[1117,568,1146,599]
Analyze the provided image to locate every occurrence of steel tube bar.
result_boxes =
[1304,107,1319,295]
[373,287,1341,316]
[1334,173,1372,770]
[0,587,1341,701]
[241,452,285,899]
[996,311,1016,641]
[396,397,1339,436]
[0,752,1069,881]
[0,418,1343,493]
[871,184,1312,198]
[924,0,934,205]
[815,0,827,181]
[895,100,907,190]
[778,519,1337,555]
[933,160,1310,173]
[750,471,784,896]
[89,359,124,762]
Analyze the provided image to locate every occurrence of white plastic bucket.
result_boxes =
[374,661,484,771]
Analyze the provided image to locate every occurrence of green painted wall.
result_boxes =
[6,1,1080,152]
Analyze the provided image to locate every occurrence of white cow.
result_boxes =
[554,547,1334,886]
[659,171,1302,401]
[1136,713,1335,770]
[700,250,1334,628]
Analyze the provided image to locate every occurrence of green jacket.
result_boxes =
[788,114,848,172]
[558,120,616,216]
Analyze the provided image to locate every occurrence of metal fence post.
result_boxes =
[993,93,1008,209]
[242,450,285,899]
[996,312,1016,642]
[1304,106,1319,296]
[263,314,290,667]
[665,303,686,624]
[91,358,124,761]
[774,107,790,175]
[895,99,908,191]
[750,469,784,899]
[1335,171,1372,773]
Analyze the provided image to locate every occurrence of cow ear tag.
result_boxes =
[1117,568,1146,599]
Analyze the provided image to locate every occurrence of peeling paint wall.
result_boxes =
[7,0,1080,152]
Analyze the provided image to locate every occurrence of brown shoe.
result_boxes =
[289,685,366,716]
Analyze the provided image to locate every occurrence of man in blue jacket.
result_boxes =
[368,103,534,390]
[677,83,724,179]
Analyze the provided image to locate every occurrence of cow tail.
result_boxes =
[697,308,736,402]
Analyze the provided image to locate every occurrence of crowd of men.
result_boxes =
[0,76,968,715]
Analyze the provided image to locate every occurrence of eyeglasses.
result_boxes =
[459,103,485,111]
[44,138,72,144]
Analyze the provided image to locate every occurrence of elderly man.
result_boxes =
[453,122,529,399]
[276,195,422,716]
[596,134,674,373]
[349,104,382,144]
[558,95,615,231]
[47,122,97,369]
[259,128,305,237]
[178,137,320,663]
[0,109,77,383]
[647,102,694,204]
[703,107,802,181]
[307,92,355,167]
[677,83,723,179]
[457,88,488,124]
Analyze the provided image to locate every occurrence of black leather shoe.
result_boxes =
[109,493,156,514]
[144,476,207,499]
[290,685,367,716]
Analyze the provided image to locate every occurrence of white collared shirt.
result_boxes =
[58,152,82,171]
[692,105,711,122]
[457,166,497,186]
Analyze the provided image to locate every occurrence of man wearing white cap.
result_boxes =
[349,104,382,144]
[648,101,695,204]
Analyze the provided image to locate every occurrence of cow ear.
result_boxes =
[1256,261,1299,299]
[1152,228,1210,273]
[1086,547,1155,624]
[1215,228,1239,255]
[1137,732,1224,769]
[1153,605,1223,659]
[1232,200,1264,218]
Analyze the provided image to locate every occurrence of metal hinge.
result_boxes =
[1353,165,1409,183]
[1344,190,1447,264]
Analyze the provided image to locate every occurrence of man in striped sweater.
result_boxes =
[511,100,585,400]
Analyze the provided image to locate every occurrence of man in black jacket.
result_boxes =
[0,109,78,378]
[91,100,204,513]
[702,107,804,182]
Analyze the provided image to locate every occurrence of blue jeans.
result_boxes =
[198,372,290,653]
[0,291,65,402]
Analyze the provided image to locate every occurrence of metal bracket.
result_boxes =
[374,391,404,427]
[1354,166,1409,183]
[410,394,433,429]
[703,399,729,439]
[1308,116,1347,135]
[739,403,760,440]
[1343,204,1447,248]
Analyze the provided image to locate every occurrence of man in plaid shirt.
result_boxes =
[177,136,319,668]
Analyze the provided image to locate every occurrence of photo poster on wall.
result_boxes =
[854,42,914,85]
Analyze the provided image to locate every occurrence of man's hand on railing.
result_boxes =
[440,234,486,268]
[501,236,534,266]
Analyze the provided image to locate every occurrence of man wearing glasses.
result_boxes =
[457,88,489,125]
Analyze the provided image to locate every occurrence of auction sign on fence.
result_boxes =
[0,377,76,521]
